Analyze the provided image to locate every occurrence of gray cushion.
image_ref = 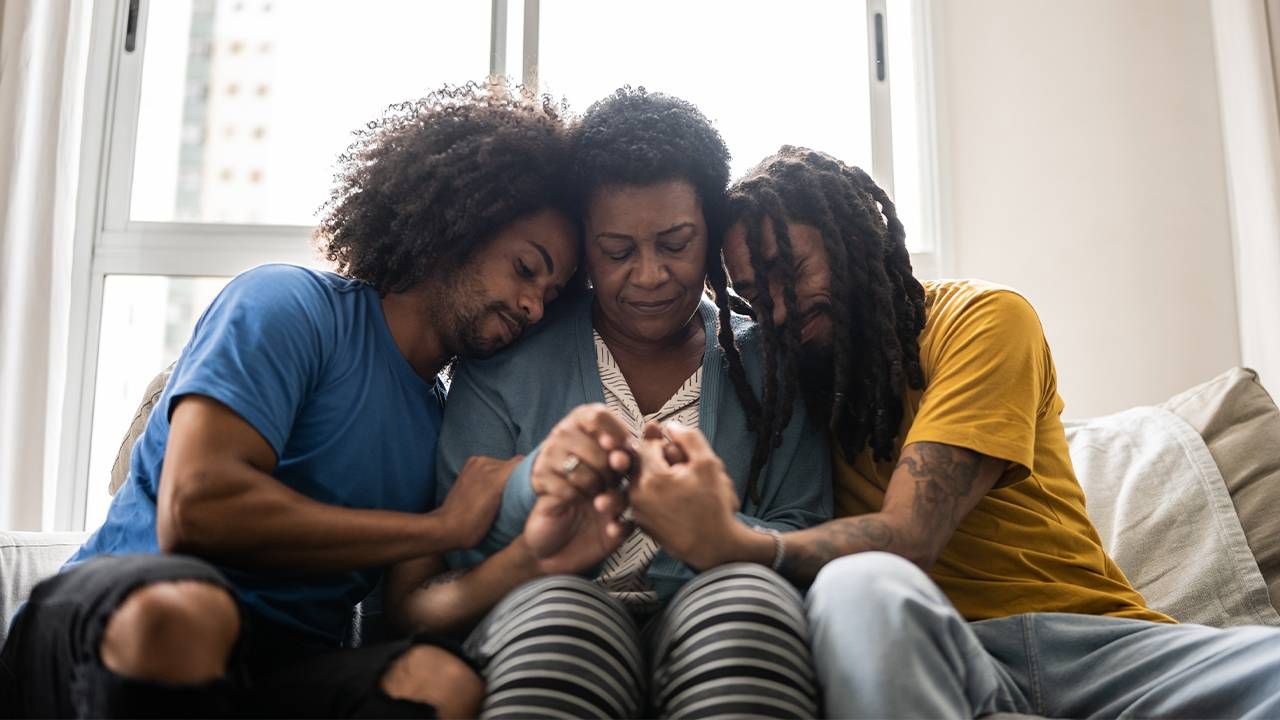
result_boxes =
[1161,367,1280,613]
[1068,406,1279,627]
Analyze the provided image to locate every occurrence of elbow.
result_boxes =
[905,546,941,572]
[876,512,941,571]
[901,532,944,571]
[156,470,217,555]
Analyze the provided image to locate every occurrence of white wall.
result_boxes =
[932,0,1242,418]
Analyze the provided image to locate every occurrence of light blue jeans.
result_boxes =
[807,552,1280,719]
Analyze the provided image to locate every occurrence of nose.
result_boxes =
[770,288,787,328]
[518,292,544,326]
[630,250,669,290]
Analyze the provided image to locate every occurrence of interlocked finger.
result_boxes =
[547,429,615,496]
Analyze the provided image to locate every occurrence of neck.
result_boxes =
[592,300,705,361]
[381,286,449,380]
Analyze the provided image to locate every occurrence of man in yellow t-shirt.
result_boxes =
[709,145,1280,718]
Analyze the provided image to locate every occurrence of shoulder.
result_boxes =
[216,264,360,312]
[198,265,361,348]
[705,300,766,383]
[922,279,1044,344]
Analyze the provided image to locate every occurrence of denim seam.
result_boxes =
[1021,614,1044,716]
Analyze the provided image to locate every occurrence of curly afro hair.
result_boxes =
[569,87,731,241]
[316,81,575,295]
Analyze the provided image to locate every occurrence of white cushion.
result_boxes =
[0,531,87,644]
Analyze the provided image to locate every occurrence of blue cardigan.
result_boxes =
[435,291,832,601]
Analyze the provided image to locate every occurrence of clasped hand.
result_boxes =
[523,404,743,573]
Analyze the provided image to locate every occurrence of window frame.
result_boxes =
[53,0,946,530]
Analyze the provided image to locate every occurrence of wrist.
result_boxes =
[420,511,462,553]
[702,520,776,570]
[509,535,551,581]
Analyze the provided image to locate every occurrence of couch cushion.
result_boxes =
[1160,367,1280,613]
[0,531,88,644]
[1067,406,1280,628]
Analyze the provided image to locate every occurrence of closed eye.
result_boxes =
[516,259,536,280]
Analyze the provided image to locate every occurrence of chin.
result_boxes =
[631,318,689,343]
[459,334,508,360]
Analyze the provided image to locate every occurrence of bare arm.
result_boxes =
[157,395,504,572]
[386,539,546,636]
[777,441,1006,584]
[389,494,630,635]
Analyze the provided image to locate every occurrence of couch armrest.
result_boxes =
[0,531,88,644]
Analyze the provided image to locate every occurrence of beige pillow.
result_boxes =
[109,365,173,495]
[1161,367,1280,613]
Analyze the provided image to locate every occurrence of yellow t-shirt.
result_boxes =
[835,279,1173,623]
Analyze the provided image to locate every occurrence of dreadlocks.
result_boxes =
[717,145,927,479]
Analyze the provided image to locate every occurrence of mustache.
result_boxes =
[488,303,528,335]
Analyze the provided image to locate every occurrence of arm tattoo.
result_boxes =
[900,441,983,527]
[779,443,987,584]
[780,515,894,583]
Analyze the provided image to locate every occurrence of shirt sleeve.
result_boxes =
[436,359,536,569]
[165,266,337,458]
[903,290,1049,484]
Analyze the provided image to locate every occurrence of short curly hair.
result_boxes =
[316,81,575,295]
[569,87,731,240]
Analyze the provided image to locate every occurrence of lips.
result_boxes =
[626,298,678,315]
[496,311,522,343]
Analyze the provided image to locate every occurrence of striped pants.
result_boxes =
[463,563,819,719]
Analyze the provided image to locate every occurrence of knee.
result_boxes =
[381,645,483,719]
[659,562,809,661]
[807,552,938,623]
[673,563,804,617]
[101,580,240,684]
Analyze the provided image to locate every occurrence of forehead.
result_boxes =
[484,209,578,270]
[723,219,823,274]
[587,179,703,230]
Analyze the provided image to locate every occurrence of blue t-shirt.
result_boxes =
[67,264,444,644]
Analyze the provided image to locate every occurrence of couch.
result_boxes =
[4,367,1280,647]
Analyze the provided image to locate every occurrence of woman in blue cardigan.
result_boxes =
[391,89,831,719]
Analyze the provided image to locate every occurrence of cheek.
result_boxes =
[586,262,624,298]
[672,256,707,289]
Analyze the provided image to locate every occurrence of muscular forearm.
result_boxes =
[777,513,927,585]
[399,537,545,635]
[158,460,457,573]
[778,441,1006,585]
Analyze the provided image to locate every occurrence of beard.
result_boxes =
[796,338,837,431]
[454,302,525,359]
[440,274,525,360]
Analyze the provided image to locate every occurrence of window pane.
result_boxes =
[887,0,931,253]
[539,0,872,185]
[130,0,491,226]
[86,275,230,529]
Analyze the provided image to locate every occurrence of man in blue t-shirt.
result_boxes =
[0,84,579,719]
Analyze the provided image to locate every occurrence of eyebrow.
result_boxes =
[593,232,634,243]
[592,222,698,245]
[527,240,554,275]
[656,222,696,238]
